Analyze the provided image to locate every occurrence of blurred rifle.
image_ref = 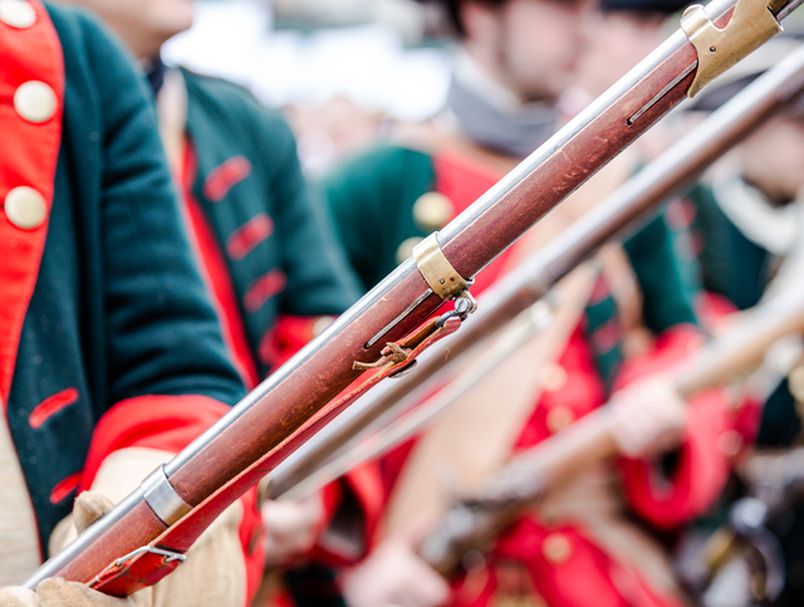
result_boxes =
[26,0,800,595]
[417,281,804,575]
[678,448,804,605]
[270,41,804,503]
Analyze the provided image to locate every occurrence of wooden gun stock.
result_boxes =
[269,41,804,503]
[26,0,801,594]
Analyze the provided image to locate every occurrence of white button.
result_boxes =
[542,533,572,564]
[5,186,47,229]
[312,316,335,337]
[0,0,36,29]
[14,81,57,124]
[396,236,424,265]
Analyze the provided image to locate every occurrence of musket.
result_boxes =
[679,448,804,603]
[269,41,804,503]
[416,279,804,575]
[26,0,799,594]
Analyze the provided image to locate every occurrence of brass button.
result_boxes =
[546,406,574,433]
[396,236,423,265]
[312,315,335,337]
[542,533,571,564]
[413,192,453,232]
[14,80,57,123]
[5,186,47,229]
[538,363,567,392]
[717,429,742,458]
[0,0,36,28]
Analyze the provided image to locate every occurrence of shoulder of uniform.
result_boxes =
[180,68,257,107]
[180,67,295,149]
[45,3,122,59]
[328,143,433,183]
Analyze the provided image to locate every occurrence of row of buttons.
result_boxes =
[2,0,54,230]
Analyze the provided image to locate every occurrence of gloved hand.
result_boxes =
[262,495,325,567]
[342,539,449,607]
[610,376,687,458]
[6,447,248,607]
[0,492,151,606]
[0,579,146,607]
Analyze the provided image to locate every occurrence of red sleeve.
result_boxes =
[80,394,264,603]
[619,391,731,528]
[264,315,334,370]
[614,326,733,529]
[309,461,386,566]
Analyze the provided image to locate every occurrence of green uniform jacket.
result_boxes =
[181,70,361,380]
[3,4,244,552]
[322,144,699,384]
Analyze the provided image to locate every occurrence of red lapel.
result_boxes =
[0,0,65,404]
[432,149,519,295]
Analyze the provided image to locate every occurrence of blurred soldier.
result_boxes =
[322,0,735,606]
[0,1,259,604]
[680,37,804,605]
[52,0,384,604]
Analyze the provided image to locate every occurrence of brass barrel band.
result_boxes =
[412,233,470,300]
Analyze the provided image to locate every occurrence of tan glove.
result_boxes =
[261,494,324,567]
[0,492,151,606]
[610,376,688,458]
[342,540,449,607]
[46,448,247,607]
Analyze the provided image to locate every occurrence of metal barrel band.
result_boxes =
[413,233,472,301]
[681,0,782,97]
[141,465,193,526]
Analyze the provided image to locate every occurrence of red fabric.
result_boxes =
[227,213,273,260]
[244,269,287,312]
[79,394,231,489]
[695,291,738,333]
[311,463,386,566]
[432,150,519,295]
[515,326,606,450]
[179,143,260,390]
[49,472,81,505]
[0,0,64,403]
[452,520,684,607]
[615,325,733,528]
[29,386,79,428]
[203,156,252,202]
[81,394,264,604]
[259,315,334,370]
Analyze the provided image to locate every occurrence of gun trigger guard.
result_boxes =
[88,545,186,592]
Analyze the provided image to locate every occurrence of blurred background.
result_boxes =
[164,0,452,173]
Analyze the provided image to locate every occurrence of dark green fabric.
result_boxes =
[8,5,244,549]
[320,144,436,291]
[690,182,770,310]
[323,144,699,387]
[624,213,699,334]
[182,70,360,376]
[688,182,800,444]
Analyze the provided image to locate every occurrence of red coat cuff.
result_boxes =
[262,315,335,370]
[81,394,265,602]
[619,390,731,528]
[614,326,733,528]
